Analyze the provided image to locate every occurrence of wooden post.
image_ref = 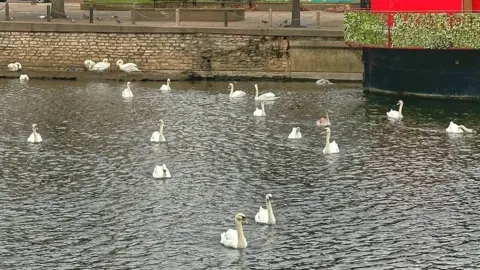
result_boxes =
[175,9,180,26]
[316,11,320,28]
[224,10,228,27]
[89,7,94,23]
[463,0,472,11]
[291,0,300,27]
[131,9,135,24]
[47,5,51,22]
[269,8,272,28]
[5,3,9,21]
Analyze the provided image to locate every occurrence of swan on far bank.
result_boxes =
[27,123,42,143]
[116,59,141,73]
[255,194,276,225]
[84,60,96,71]
[387,100,404,119]
[19,74,29,82]
[160,78,171,91]
[220,213,248,249]
[152,164,171,178]
[288,127,302,139]
[323,127,339,154]
[254,84,277,101]
[316,79,333,85]
[228,83,246,98]
[253,100,266,116]
[90,58,110,72]
[122,81,134,98]
[150,119,166,142]
[8,62,22,72]
[446,121,474,133]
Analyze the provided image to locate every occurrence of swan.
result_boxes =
[254,84,277,101]
[19,74,29,82]
[122,81,134,98]
[288,127,302,139]
[152,164,171,178]
[220,213,248,249]
[253,100,266,117]
[446,121,474,133]
[228,83,246,98]
[255,194,276,225]
[116,59,141,73]
[323,127,339,154]
[316,111,331,127]
[27,123,42,143]
[387,100,404,119]
[84,60,96,71]
[7,62,22,72]
[150,119,166,142]
[160,78,171,91]
[316,79,333,85]
[90,58,110,72]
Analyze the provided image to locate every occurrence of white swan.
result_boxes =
[160,78,171,91]
[90,58,110,72]
[152,164,171,178]
[27,123,42,143]
[116,59,141,73]
[122,81,134,98]
[323,127,339,154]
[228,83,246,98]
[253,100,266,117]
[150,119,166,142]
[220,213,248,249]
[445,121,474,133]
[8,62,22,72]
[255,194,276,225]
[254,84,277,101]
[84,60,96,71]
[19,74,29,82]
[387,100,404,119]
[316,79,333,85]
[288,127,302,139]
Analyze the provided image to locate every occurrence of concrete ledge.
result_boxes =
[0,21,344,37]
[365,87,480,100]
[134,8,245,22]
[290,40,352,48]
[291,72,362,82]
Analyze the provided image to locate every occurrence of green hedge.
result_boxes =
[344,11,388,46]
[452,13,480,49]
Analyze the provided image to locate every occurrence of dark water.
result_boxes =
[0,79,479,269]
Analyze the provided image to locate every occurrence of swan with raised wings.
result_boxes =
[8,62,22,72]
[288,127,302,139]
[255,194,276,225]
[253,100,266,117]
[27,123,42,143]
[316,79,333,85]
[84,60,95,71]
[387,100,404,119]
[116,59,141,73]
[220,213,248,249]
[228,83,246,98]
[152,164,171,178]
[160,78,171,91]
[254,84,277,101]
[323,127,339,154]
[122,81,134,98]
[90,58,110,72]
[150,119,166,142]
[19,74,29,82]
[446,121,474,133]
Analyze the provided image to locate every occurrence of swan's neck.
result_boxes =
[326,112,330,122]
[33,128,39,141]
[127,84,130,90]
[255,87,259,98]
[266,200,274,223]
[229,86,234,96]
[261,102,265,113]
[398,103,404,115]
[167,80,170,86]
[159,123,164,136]
[325,131,331,149]
[235,220,246,248]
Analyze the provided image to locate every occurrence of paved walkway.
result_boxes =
[1,2,344,29]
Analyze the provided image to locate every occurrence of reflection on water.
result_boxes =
[0,80,479,269]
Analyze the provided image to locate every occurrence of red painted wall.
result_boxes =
[474,0,480,11]
[372,0,462,12]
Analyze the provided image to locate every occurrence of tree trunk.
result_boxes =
[291,0,300,27]
[51,0,66,18]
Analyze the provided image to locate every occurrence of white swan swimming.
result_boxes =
[160,78,171,91]
[27,123,42,143]
[152,164,171,178]
[150,119,166,142]
[253,100,266,117]
[386,100,404,119]
[316,111,331,127]
[116,59,141,73]
[220,213,248,249]
[84,60,96,71]
[228,83,246,98]
[255,194,276,225]
[122,81,134,98]
[254,84,277,101]
[288,127,302,139]
[316,79,333,85]
[323,127,339,154]
[445,121,474,133]
[90,58,110,72]
[19,74,29,82]
[8,62,22,72]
